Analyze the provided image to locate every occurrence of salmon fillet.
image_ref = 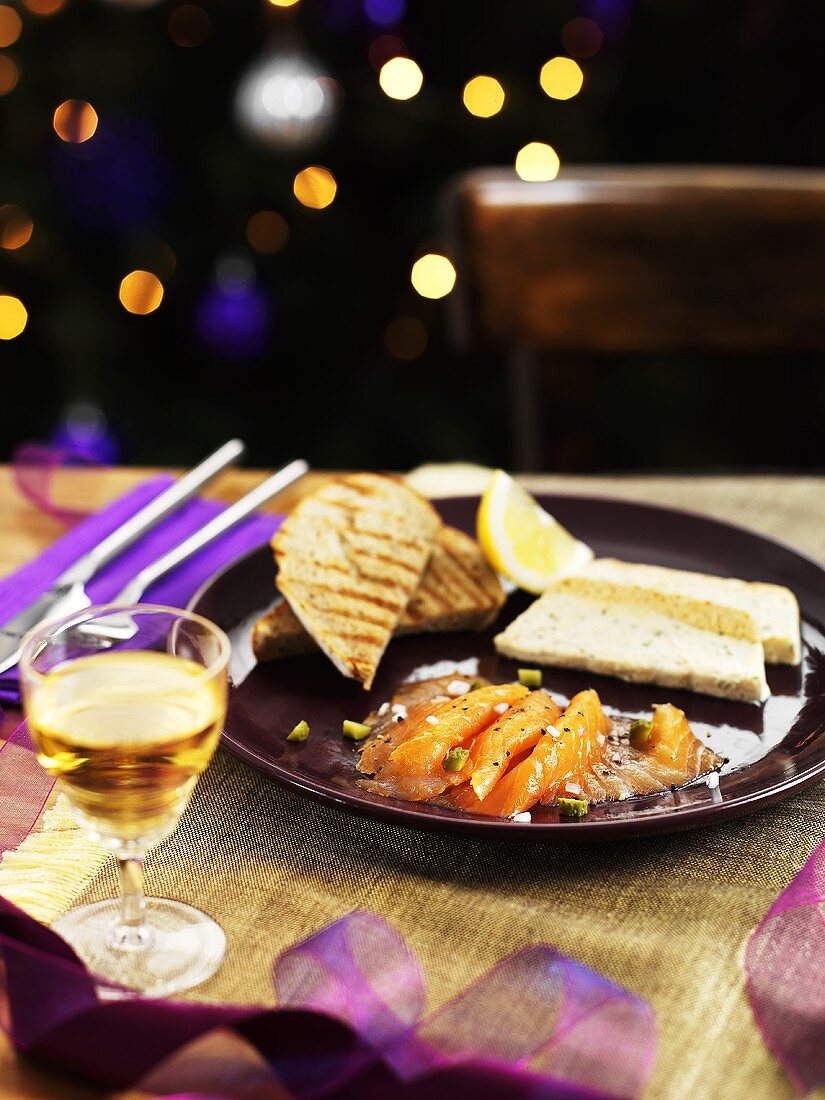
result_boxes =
[359,682,528,802]
[464,691,563,801]
[452,690,609,817]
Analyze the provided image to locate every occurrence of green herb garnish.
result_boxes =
[443,747,470,772]
[287,720,310,743]
[517,668,543,689]
[342,720,372,741]
[629,718,653,746]
[557,797,589,818]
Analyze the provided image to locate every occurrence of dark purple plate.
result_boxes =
[189,494,825,838]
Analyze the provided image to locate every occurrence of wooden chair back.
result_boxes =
[445,166,825,467]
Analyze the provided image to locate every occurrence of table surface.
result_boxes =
[2,464,825,1100]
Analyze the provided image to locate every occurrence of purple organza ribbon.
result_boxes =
[0,899,657,1099]
[745,839,825,1095]
[11,442,99,524]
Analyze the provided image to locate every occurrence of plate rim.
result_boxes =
[189,489,825,839]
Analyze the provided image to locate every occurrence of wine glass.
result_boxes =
[19,604,230,999]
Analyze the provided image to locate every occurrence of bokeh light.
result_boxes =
[410,254,456,300]
[561,17,603,59]
[0,205,33,250]
[118,270,164,315]
[246,210,289,254]
[22,0,65,13]
[53,100,98,143]
[293,165,337,209]
[539,57,584,100]
[379,56,423,101]
[515,142,560,182]
[385,316,427,360]
[0,5,22,47]
[364,0,405,26]
[235,49,339,150]
[267,0,301,7]
[0,295,27,339]
[168,4,211,47]
[0,55,18,95]
[462,75,505,118]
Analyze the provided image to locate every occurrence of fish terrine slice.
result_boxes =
[495,588,769,702]
[571,559,800,665]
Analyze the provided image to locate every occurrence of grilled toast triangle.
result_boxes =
[272,473,441,689]
[253,525,505,661]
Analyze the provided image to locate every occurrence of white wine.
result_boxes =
[26,650,227,848]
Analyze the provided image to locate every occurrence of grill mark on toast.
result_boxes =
[352,550,421,576]
[295,580,402,615]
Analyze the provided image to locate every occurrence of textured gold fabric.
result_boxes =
[66,477,825,1099]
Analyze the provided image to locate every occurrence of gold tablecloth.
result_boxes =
[5,472,825,1100]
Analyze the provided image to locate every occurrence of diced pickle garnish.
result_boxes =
[287,720,310,743]
[557,796,589,817]
[442,747,470,772]
[343,720,372,741]
[517,668,543,689]
[629,718,653,745]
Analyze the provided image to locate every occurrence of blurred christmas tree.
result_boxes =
[0,0,823,471]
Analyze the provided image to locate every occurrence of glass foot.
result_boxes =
[52,898,226,999]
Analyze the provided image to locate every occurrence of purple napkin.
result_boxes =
[0,475,283,704]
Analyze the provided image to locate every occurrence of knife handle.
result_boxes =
[113,458,308,605]
[62,439,246,584]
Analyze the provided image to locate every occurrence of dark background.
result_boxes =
[1,0,824,472]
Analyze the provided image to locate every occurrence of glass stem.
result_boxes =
[113,854,152,950]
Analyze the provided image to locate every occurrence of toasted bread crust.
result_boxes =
[271,474,441,688]
[253,525,505,663]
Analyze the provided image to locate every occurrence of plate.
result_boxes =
[188,494,825,838]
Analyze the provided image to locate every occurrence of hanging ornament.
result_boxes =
[234,42,341,150]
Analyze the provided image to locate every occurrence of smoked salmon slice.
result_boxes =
[464,690,563,801]
[359,682,527,802]
[576,704,724,802]
[453,689,609,818]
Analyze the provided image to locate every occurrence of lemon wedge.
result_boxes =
[477,470,593,593]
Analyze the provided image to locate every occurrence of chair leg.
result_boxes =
[508,351,542,471]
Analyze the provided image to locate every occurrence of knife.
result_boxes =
[0,438,247,677]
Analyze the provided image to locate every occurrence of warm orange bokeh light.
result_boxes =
[379,56,423,101]
[23,0,66,14]
[246,210,289,254]
[0,295,28,339]
[53,99,99,143]
[0,205,33,250]
[0,5,22,47]
[462,75,506,118]
[515,142,560,182]
[119,271,164,315]
[539,57,584,100]
[0,55,18,95]
[293,166,337,210]
[410,254,456,300]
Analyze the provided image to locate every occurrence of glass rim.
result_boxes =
[18,602,232,684]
